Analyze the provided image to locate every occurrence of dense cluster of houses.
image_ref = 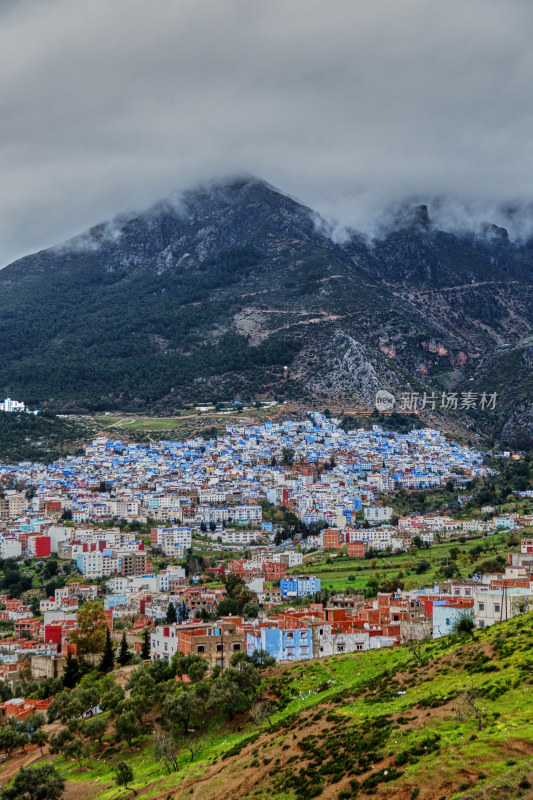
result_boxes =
[1,415,487,533]
[0,414,531,688]
[149,541,533,664]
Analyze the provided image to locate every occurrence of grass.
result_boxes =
[297,533,509,593]
[94,407,276,433]
[26,610,533,800]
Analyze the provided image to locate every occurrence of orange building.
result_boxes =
[347,541,369,558]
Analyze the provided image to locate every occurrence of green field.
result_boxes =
[94,406,277,436]
[295,533,510,594]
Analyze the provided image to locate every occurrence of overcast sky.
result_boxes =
[1,0,533,265]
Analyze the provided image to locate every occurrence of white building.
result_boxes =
[364,506,393,524]
[271,551,303,567]
[157,567,186,591]
[151,624,180,661]
[0,537,22,559]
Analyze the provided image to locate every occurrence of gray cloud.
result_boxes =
[1,0,533,265]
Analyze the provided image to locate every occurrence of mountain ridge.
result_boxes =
[1,177,532,445]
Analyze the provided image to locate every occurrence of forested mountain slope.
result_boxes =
[1,178,532,443]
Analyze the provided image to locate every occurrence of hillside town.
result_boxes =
[0,414,531,693]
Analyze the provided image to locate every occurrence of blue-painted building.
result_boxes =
[432,602,470,638]
[280,576,321,597]
[104,593,127,610]
[246,626,312,662]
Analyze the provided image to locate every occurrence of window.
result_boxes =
[478,603,484,611]
[336,643,345,653]
[445,618,450,626]
[197,644,205,653]
[494,604,500,613]
[216,643,223,652]
[356,643,363,651]
[232,643,241,651]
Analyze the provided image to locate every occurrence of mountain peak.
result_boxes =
[392,203,432,231]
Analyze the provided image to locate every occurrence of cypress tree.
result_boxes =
[141,627,151,660]
[63,652,81,689]
[117,631,131,667]
[165,602,177,624]
[99,628,115,673]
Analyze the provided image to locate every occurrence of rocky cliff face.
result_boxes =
[0,177,532,444]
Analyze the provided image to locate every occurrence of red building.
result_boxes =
[263,562,288,581]
[34,536,51,558]
[14,618,41,640]
[347,541,369,558]
[323,528,344,550]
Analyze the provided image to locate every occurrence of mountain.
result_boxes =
[1,177,533,444]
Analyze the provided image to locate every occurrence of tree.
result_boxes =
[180,730,205,762]
[49,728,74,755]
[215,598,240,616]
[70,601,107,654]
[209,668,258,720]
[127,667,156,722]
[162,689,201,735]
[114,761,135,795]
[29,596,41,617]
[99,628,115,673]
[452,610,477,639]
[242,601,259,619]
[248,649,276,670]
[141,627,151,660]
[30,729,48,755]
[100,677,125,714]
[456,688,484,731]
[153,730,179,773]
[221,574,255,612]
[115,711,140,747]
[172,653,208,684]
[1,764,65,800]
[117,632,131,667]
[83,715,107,745]
[23,712,46,734]
[250,700,275,729]
[63,653,81,689]
[281,447,295,466]
[64,737,87,765]
[0,726,25,757]
[165,603,177,624]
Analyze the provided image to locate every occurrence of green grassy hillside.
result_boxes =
[294,533,509,595]
[3,612,532,800]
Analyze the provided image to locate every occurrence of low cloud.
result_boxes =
[1,0,533,265]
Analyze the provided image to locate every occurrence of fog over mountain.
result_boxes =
[1,0,533,266]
